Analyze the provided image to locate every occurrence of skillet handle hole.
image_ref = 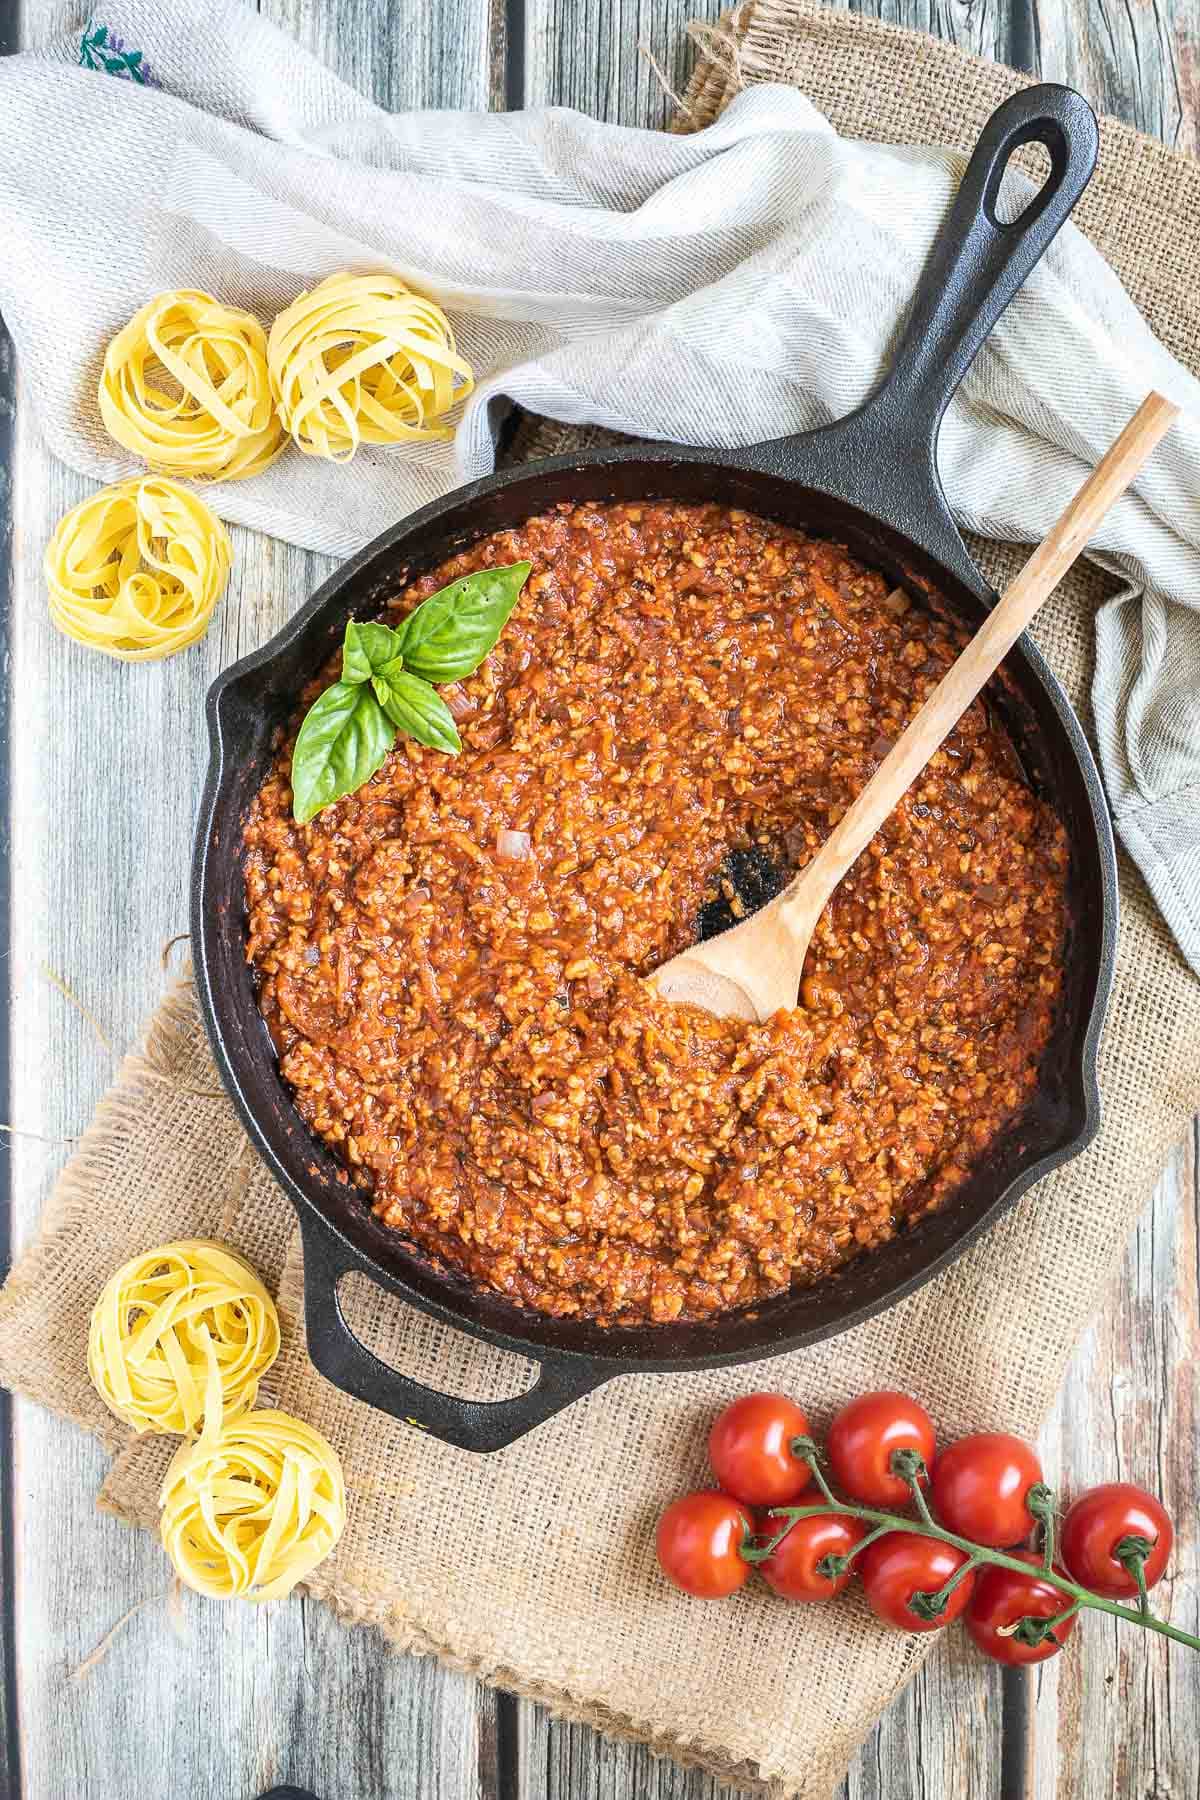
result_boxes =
[988,134,1057,228]
[336,1268,540,1402]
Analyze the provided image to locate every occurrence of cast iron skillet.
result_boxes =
[193,83,1117,1452]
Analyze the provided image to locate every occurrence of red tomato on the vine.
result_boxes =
[656,1491,753,1598]
[759,1511,866,1603]
[966,1551,1079,1665]
[708,1393,813,1507]
[858,1532,976,1632]
[931,1433,1044,1547]
[1060,1483,1174,1599]
[827,1391,936,1508]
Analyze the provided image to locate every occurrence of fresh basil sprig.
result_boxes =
[290,560,530,825]
[394,562,534,683]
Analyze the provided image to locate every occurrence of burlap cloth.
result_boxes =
[3,5,1200,1796]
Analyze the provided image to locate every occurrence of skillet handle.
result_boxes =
[744,84,1099,591]
[297,1213,610,1453]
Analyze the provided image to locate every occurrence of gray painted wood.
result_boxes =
[5,0,1199,1797]
[1021,19,1199,1800]
[849,0,1011,62]
[526,0,728,128]
[7,5,502,1800]
[1031,1135,1200,1800]
[1033,0,1197,154]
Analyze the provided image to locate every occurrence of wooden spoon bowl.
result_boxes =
[649,392,1179,1023]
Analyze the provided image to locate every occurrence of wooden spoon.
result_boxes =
[648,391,1179,1023]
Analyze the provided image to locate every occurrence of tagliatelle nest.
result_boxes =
[44,476,232,661]
[267,270,474,462]
[99,288,286,481]
[87,1239,280,1435]
[160,1409,347,1601]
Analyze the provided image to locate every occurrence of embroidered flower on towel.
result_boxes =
[78,23,158,87]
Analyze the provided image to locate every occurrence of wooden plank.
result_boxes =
[6,5,502,1800]
[1030,1132,1200,1800]
[526,0,729,126]
[518,1715,757,1800]
[849,0,1011,63]
[1033,0,1198,155]
[1021,15,1200,1797]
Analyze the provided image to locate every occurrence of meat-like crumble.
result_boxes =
[244,501,1068,1325]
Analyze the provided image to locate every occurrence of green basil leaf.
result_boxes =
[342,619,404,685]
[374,670,462,755]
[394,561,531,683]
[291,681,396,824]
[376,654,407,683]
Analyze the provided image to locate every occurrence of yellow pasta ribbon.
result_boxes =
[267,270,474,462]
[87,1240,280,1436]
[99,288,286,481]
[45,475,232,662]
[160,1409,347,1601]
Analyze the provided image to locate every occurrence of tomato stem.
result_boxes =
[1046,1599,1082,1630]
[742,1517,796,1565]
[831,1521,893,1575]
[745,1495,1200,1653]
[902,1467,937,1532]
[1025,1483,1057,1573]
[1116,1534,1154,1619]
[794,1436,841,1510]
[911,1551,982,1621]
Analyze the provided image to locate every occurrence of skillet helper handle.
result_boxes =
[297,1214,609,1453]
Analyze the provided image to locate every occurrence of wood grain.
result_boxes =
[849,0,1011,61]
[1034,0,1198,156]
[6,5,503,1800]
[1023,9,1198,1793]
[525,0,728,126]
[1031,1131,1200,1800]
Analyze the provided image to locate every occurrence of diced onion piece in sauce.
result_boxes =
[496,828,532,860]
[442,684,473,721]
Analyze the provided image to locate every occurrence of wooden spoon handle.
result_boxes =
[779,390,1179,931]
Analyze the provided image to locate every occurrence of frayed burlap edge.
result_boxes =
[0,978,211,1451]
[0,969,298,1449]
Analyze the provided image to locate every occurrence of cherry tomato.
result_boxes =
[656,1490,753,1598]
[858,1531,977,1632]
[932,1433,1044,1547]
[966,1551,1079,1665]
[827,1391,936,1508]
[708,1393,813,1507]
[1060,1483,1174,1599]
[759,1511,866,1602]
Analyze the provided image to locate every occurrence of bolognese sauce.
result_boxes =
[243,501,1068,1325]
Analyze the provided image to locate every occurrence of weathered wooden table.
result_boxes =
[1,1,1197,1795]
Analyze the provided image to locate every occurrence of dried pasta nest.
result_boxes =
[44,475,232,661]
[99,288,286,481]
[160,1409,347,1601]
[88,1239,280,1434]
[267,270,474,462]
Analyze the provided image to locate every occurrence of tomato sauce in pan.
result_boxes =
[244,501,1068,1325]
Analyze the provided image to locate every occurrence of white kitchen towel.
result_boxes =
[1,1,1199,973]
